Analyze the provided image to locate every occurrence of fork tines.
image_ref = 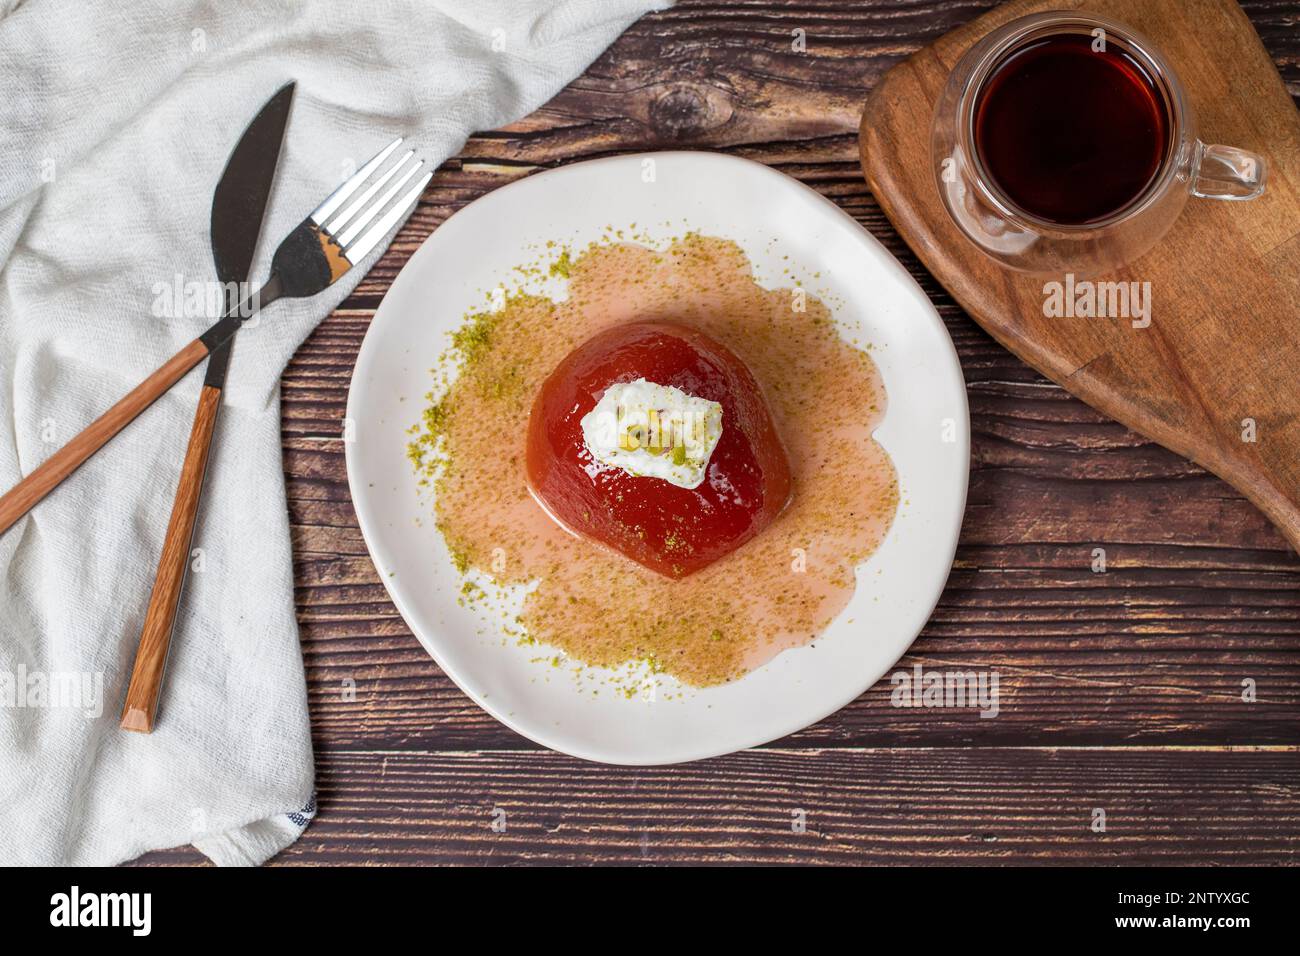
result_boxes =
[312,137,432,265]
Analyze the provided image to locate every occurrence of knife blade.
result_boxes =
[121,82,295,734]
[209,81,295,373]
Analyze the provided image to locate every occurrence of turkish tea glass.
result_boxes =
[931,11,1267,275]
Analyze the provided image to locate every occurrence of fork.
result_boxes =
[0,136,429,543]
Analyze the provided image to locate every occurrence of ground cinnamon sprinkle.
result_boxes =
[408,233,898,687]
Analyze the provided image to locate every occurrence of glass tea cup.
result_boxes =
[931,11,1267,276]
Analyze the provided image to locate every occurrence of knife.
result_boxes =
[120,83,295,733]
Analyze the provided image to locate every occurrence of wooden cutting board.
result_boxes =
[860,0,1300,551]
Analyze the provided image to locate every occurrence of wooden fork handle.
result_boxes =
[0,338,209,537]
[120,383,222,733]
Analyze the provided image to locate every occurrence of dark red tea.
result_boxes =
[973,33,1170,224]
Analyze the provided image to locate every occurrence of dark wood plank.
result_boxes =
[282,0,1300,858]
[133,747,1300,865]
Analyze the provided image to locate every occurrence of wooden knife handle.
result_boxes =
[0,338,209,536]
[120,383,222,734]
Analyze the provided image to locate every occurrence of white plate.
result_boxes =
[345,152,968,765]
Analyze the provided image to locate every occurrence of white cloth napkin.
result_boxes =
[0,0,667,866]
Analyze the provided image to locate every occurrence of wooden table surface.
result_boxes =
[138,0,1300,866]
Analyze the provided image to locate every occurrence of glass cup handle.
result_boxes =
[1190,140,1267,200]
